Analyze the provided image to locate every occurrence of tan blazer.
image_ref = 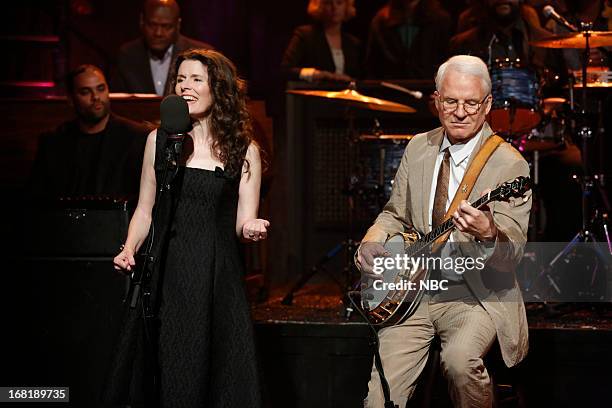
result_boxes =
[360,123,532,367]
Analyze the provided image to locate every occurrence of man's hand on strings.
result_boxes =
[452,189,497,242]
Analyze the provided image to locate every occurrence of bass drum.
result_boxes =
[512,97,568,154]
[489,59,542,137]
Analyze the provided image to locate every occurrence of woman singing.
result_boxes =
[106,49,266,407]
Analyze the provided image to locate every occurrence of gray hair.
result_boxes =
[435,55,491,95]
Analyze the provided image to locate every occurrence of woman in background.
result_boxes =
[282,0,362,82]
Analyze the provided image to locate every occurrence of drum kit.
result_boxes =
[282,84,417,306]
[282,26,612,306]
[287,83,417,222]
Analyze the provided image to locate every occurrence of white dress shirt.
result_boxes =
[149,45,174,96]
[330,47,345,74]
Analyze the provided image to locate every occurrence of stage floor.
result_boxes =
[252,283,612,330]
[251,284,612,408]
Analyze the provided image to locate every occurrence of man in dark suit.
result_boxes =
[111,0,212,96]
[30,65,151,199]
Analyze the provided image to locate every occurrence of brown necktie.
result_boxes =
[432,150,450,229]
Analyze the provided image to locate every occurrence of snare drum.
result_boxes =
[355,134,412,217]
[357,134,411,197]
[571,67,612,87]
[489,59,542,136]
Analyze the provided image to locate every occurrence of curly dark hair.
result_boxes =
[170,48,253,178]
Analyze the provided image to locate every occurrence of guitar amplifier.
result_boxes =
[23,197,131,257]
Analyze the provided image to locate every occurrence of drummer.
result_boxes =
[449,0,555,70]
[445,1,588,242]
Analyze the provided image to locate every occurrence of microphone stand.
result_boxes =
[127,133,184,309]
[124,130,185,406]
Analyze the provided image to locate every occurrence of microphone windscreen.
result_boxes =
[160,95,191,134]
[542,5,553,17]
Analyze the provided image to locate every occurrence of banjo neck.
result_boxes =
[406,188,503,258]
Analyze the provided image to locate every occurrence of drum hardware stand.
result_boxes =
[281,106,362,316]
[603,212,612,255]
[571,21,610,241]
[280,239,360,310]
[527,210,611,305]
[531,22,612,303]
[527,147,546,241]
[511,130,546,241]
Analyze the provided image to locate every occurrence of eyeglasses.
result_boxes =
[438,94,490,115]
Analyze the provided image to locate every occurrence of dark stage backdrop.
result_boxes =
[3,0,470,99]
[2,0,390,97]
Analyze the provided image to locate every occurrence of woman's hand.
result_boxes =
[313,69,352,83]
[242,219,270,242]
[114,246,136,273]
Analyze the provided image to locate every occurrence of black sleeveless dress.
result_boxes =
[103,134,261,407]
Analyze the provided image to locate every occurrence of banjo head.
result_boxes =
[361,233,418,312]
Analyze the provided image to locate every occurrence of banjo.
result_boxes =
[360,176,531,327]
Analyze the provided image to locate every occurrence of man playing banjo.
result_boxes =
[356,55,532,408]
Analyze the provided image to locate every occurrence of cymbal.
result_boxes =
[287,88,416,113]
[531,31,612,49]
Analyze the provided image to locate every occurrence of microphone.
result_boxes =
[487,34,498,69]
[160,94,192,141]
[160,95,192,164]
[543,5,578,32]
[381,81,423,99]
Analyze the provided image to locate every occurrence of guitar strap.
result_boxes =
[434,133,504,246]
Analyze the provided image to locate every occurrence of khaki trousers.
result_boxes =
[365,293,497,408]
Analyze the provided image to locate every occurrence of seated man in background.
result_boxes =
[111,0,212,96]
[29,64,151,199]
[456,0,543,36]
